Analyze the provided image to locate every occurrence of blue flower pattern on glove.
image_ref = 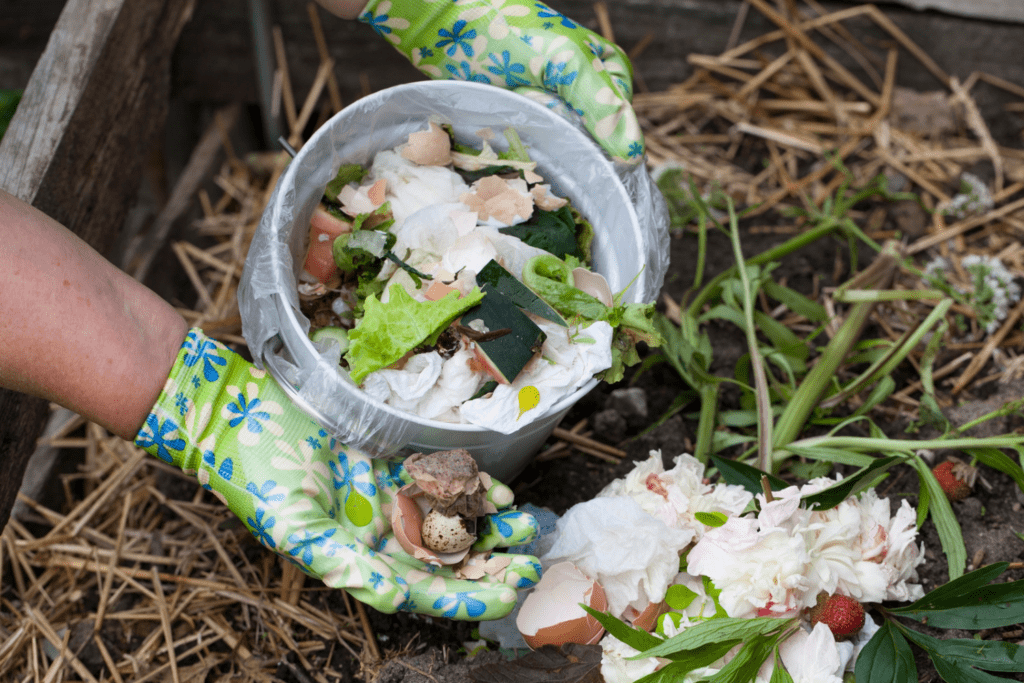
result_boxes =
[436,20,476,57]
[182,331,227,382]
[287,528,337,566]
[136,415,184,464]
[135,328,540,621]
[330,455,377,503]
[434,591,487,619]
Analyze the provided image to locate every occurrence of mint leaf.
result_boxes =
[638,617,793,660]
[581,606,663,653]
[769,652,794,683]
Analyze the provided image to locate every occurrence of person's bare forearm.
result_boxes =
[0,189,188,440]
[314,0,369,20]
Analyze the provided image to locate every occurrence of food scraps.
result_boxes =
[299,121,662,431]
[390,449,496,567]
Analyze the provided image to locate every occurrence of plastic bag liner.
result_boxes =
[238,81,669,480]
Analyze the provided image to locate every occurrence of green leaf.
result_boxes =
[769,650,795,683]
[965,447,1024,494]
[783,445,877,468]
[902,627,1024,673]
[854,620,916,683]
[581,606,663,652]
[664,583,698,612]
[345,285,485,383]
[800,456,902,511]
[706,631,785,683]
[910,456,967,580]
[710,455,789,495]
[695,511,729,527]
[850,375,896,417]
[931,657,1017,683]
[634,641,739,682]
[324,163,368,202]
[896,562,1008,612]
[763,280,828,323]
[637,617,793,660]
[889,563,1024,630]
[500,205,582,259]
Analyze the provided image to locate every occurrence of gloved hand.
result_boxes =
[359,0,644,164]
[135,328,541,619]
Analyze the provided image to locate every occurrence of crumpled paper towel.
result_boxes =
[540,495,694,618]
[460,319,613,434]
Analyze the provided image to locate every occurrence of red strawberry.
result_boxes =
[808,593,865,640]
[932,459,975,502]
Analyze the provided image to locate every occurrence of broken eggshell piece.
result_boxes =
[403,449,495,518]
[391,484,473,566]
[516,561,608,649]
[572,267,614,307]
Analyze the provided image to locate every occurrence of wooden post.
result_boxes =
[0,0,196,532]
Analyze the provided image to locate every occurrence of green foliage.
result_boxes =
[500,205,584,260]
[855,565,1024,683]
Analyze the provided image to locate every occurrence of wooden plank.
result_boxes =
[6,1,1024,110]
[879,0,1024,23]
[0,0,196,533]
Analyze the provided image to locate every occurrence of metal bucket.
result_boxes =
[238,81,669,480]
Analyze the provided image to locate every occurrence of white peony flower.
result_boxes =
[599,451,753,539]
[778,622,844,683]
[599,633,664,683]
[686,515,811,618]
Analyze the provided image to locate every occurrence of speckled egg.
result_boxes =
[420,509,476,553]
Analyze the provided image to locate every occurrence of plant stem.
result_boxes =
[783,434,1024,454]
[771,243,901,467]
[727,200,775,473]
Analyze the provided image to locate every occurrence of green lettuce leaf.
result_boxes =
[345,284,484,384]
[521,254,663,382]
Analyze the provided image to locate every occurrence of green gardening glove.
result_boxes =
[134,328,541,619]
[359,0,645,164]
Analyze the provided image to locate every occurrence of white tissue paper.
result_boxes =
[460,319,613,433]
[540,496,694,618]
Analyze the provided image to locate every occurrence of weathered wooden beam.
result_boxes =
[0,0,196,532]
[166,0,1024,118]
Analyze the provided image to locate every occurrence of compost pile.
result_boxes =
[3,2,1024,682]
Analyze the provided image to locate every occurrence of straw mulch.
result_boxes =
[2,1,1023,681]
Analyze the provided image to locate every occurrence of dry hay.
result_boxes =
[3,1,1024,681]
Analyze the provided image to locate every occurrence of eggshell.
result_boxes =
[420,509,476,553]
[572,268,614,307]
[401,122,452,167]
[624,601,668,633]
[391,484,472,567]
[304,207,352,283]
[516,562,607,649]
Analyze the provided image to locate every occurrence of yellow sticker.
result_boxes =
[517,386,540,420]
